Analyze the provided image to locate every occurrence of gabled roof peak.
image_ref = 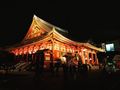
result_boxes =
[33,14,68,33]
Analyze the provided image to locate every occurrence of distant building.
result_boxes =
[102,39,120,52]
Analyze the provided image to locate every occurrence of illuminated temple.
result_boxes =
[8,15,104,66]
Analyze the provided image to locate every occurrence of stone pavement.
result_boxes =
[0,70,120,90]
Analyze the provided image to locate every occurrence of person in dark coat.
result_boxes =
[49,51,54,74]
[54,58,61,73]
[35,49,48,76]
[81,64,88,78]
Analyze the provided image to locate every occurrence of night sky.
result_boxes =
[0,1,120,47]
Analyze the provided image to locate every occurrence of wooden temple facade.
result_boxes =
[8,15,104,66]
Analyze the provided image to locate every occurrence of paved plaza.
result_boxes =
[0,69,120,90]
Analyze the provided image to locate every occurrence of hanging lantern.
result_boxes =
[11,50,15,54]
[23,47,28,54]
[46,43,52,50]
[67,47,70,52]
[63,45,66,52]
[54,43,59,50]
[40,43,45,50]
[19,48,23,55]
[83,48,86,51]
[33,45,39,53]
[28,46,33,54]
[79,52,82,56]
[69,48,72,53]
[15,49,18,56]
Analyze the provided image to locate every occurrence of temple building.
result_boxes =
[7,15,104,67]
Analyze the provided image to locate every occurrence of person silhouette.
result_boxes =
[35,49,48,77]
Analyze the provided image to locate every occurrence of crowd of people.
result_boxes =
[0,49,91,78]
[54,53,90,78]
[34,49,91,79]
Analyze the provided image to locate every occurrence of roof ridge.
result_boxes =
[34,14,68,33]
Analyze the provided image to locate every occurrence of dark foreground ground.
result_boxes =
[0,69,120,90]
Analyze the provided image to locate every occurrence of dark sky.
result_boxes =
[0,1,120,47]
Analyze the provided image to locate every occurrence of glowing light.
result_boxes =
[33,51,35,53]
[23,47,27,54]
[15,49,18,56]
[28,46,33,54]
[34,45,39,52]
[29,51,32,54]
[19,48,23,55]
[15,53,18,56]
[70,48,72,53]
[72,49,75,53]
[54,44,59,50]
[40,46,44,50]
[46,44,52,50]
[89,58,92,60]
[83,49,86,51]
[79,52,81,56]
